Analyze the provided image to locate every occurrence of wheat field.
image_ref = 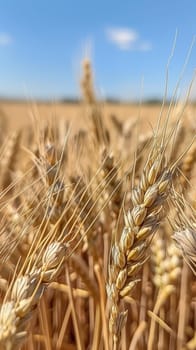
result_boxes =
[0,60,195,350]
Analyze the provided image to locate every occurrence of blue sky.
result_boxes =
[0,0,196,100]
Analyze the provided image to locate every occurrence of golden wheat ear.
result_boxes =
[106,112,181,348]
[173,228,196,275]
[0,241,67,350]
[171,192,196,275]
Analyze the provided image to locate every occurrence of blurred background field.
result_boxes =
[0,101,172,131]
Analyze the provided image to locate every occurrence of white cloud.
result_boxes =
[106,27,152,51]
[0,33,12,46]
[106,28,138,50]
